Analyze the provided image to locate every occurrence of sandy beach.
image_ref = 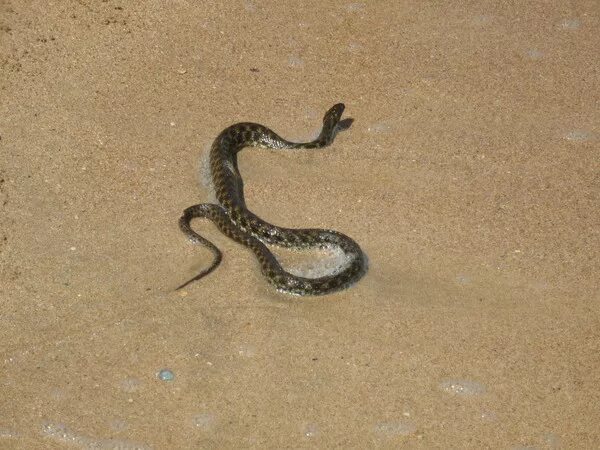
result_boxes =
[1,1,598,448]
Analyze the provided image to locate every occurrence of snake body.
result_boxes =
[177,103,366,296]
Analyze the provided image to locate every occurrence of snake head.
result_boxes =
[324,103,345,126]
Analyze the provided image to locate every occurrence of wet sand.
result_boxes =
[1,1,598,448]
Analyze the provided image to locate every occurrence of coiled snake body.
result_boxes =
[177,103,366,296]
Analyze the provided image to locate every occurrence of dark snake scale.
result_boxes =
[177,103,367,296]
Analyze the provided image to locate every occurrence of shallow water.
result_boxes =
[1,1,598,448]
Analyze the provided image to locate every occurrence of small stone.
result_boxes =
[157,369,175,381]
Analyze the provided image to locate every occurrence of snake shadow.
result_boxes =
[337,117,354,133]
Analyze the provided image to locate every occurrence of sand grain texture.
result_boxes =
[1,1,598,448]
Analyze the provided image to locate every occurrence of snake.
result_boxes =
[177,103,366,296]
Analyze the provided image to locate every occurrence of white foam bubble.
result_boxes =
[110,419,128,432]
[301,423,319,438]
[564,129,592,142]
[471,15,493,26]
[237,343,256,358]
[288,55,304,68]
[525,49,544,60]
[41,422,151,449]
[373,421,417,437]
[120,377,142,393]
[345,3,365,12]
[348,42,363,52]
[478,410,498,422]
[439,379,487,396]
[456,274,472,285]
[192,412,217,431]
[559,18,580,30]
[0,427,19,438]
[541,432,561,449]
[367,122,393,133]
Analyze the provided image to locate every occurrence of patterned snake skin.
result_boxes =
[177,103,366,296]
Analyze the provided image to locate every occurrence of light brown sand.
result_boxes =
[1,1,599,448]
